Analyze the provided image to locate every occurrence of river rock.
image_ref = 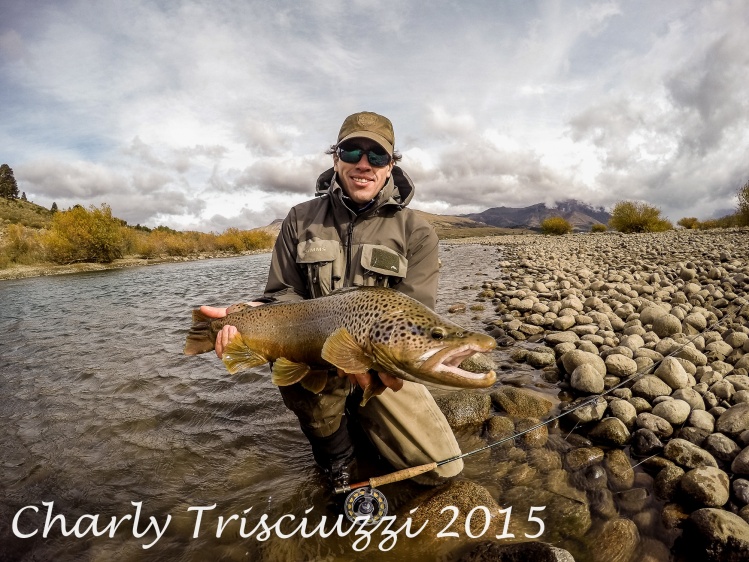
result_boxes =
[734,479,749,505]
[673,387,706,411]
[664,438,718,469]
[631,428,663,457]
[688,409,715,432]
[604,449,635,491]
[651,399,691,425]
[545,331,580,346]
[653,314,682,338]
[632,375,672,401]
[677,508,749,562]
[654,463,684,501]
[457,541,575,562]
[733,446,749,475]
[640,305,669,325]
[565,447,604,471]
[588,417,630,446]
[570,363,605,394]
[586,518,640,562]
[680,466,730,507]
[609,399,637,429]
[561,349,606,377]
[459,353,497,374]
[636,413,673,438]
[514,417,548,448]
[654,357,690,390]
[605,354,638,378]
[484,415,516,445]
[716,403,749,437]
[526,350,557,368]
[435,390,492,429]
[703,433,741,464]
[490,387,553,418]
[563,396,607,424]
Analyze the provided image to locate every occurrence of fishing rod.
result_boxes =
[335,303,742,523]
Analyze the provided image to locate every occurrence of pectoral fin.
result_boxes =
[321,328,373,374]
[272,357,311,387]
[300,370,329,394]
[222,335,268,374]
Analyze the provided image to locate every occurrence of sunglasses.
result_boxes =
[337,145,392,167]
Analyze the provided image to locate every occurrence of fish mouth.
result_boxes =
[417,343,496,387]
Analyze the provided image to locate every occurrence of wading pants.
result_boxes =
[278,373,463,484]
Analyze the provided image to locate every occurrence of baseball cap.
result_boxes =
[337,111,394,155]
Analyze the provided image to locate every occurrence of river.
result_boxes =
[0,244,560,561]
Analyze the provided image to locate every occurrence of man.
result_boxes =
[202,111,462,488]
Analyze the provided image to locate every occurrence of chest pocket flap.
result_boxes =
[361,244,408,279]
[297,238,342,297]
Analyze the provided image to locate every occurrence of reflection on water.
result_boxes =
[0,246,554,561]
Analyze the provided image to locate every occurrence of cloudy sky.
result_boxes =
[1,0,747,231]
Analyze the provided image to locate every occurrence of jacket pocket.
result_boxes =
[356,244,408,288]
[296,238,343,297]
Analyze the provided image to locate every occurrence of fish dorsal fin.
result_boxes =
[321,328,372,374]
[272,357,311,386]
[222,335,268,374]
[300,370,329,394]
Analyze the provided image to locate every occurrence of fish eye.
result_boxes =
[431,327,447,340]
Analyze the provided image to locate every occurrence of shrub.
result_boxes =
[608,201,673,233]
[0,224,45,266]
[43,204,126,264]
[591,223,607,233]
[540,216,572,235]
[738,179,749,227]
[677,217,699,229]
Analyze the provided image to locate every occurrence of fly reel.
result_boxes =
[343,487,388,525]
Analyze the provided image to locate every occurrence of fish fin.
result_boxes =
[272,357,311,386]
[184,309,215,356]
[321,328,372,374]
[222,335,268,374]
[360,374,388,406]
[300,370,329,394]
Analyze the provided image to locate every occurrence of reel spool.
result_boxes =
[343,487,388,525]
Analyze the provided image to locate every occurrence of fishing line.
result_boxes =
[336,303,743,522]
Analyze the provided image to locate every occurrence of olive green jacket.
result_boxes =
[263,166,439,309]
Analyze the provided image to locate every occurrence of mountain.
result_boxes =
[462,199,610,231]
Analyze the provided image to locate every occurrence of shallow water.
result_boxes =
[0,245,577,562]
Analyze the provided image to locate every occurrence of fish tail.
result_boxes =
[184,309,216,356]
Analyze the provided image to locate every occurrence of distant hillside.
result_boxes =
[0,198,54,229]
[412,210,533,238]
[463,199,610,231]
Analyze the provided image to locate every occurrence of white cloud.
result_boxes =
[2,0,748,230]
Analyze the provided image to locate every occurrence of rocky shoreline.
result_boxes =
[426,228,749,561]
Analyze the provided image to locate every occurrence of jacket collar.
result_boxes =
[314,166,415,214]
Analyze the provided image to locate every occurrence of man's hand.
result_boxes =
[199,302,263,359]
[337,369,403,393]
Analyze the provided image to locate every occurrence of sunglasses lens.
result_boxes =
[367,152,391,167]
[337,146,392,167]
[338,148,363,164]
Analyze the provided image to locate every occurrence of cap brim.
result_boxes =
[338,131,393,155]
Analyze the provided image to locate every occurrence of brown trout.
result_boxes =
[184,287,497,403]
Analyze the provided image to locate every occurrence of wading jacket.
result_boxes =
[263,166,439,309]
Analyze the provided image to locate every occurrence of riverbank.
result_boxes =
[429,227,749,561]
[0,250,271,281]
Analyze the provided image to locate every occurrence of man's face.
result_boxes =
[333,139,394,206]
